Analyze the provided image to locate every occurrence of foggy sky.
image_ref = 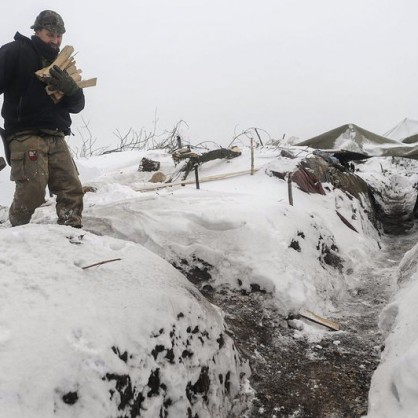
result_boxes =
[2,0,418,148]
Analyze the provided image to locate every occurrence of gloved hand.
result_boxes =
[47,65,80,96]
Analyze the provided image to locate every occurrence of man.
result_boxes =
[0,10,85,228]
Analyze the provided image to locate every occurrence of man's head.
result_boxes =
[31,10,65,50]
[31,10,66,34]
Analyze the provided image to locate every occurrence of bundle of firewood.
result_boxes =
[35,45,97,103]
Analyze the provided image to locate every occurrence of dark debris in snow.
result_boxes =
[174,255,387,417]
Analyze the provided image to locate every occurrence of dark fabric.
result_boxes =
[292,167,326,195]
[30,34,58,63]
[0,32,85,137]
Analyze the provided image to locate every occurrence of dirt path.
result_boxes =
[183,226,418,418]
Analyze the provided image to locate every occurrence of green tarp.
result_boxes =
[296,123,418,160]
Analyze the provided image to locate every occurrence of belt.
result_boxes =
[8,129,65,141]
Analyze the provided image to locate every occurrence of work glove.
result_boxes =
[47,65,80,96]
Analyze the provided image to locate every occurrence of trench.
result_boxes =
[3,154,414,417]
[177,213,418,418]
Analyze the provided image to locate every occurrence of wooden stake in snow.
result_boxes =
[251,138,255,175]
[194,164,200,189]
[288,173,293,206]
[299,309,340,331]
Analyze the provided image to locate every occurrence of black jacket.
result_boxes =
[0,32,85,137]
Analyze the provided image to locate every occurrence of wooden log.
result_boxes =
[171,147,242,182]
[139,157,160,172]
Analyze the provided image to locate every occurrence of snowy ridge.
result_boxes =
[80,148,381,314]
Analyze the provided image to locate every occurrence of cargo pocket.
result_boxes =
[10,152,26,181]
[15,134,34,142]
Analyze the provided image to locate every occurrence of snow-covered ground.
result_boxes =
[1,143,418,417]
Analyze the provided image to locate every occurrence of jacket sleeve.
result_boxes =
[0,42,19,95]
[61,87,85,114]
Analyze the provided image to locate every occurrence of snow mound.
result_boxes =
[367,242,418,418]
[0,225,249,417]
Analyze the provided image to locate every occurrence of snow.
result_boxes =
[1,142,418,416]
[0,223,249,417]
[367,242,418,418]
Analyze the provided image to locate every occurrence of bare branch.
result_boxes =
[71,116,108,158]
[82,258,122,270]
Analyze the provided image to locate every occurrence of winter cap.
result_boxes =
[31,10,66,35]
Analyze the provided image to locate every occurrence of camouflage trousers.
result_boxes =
[8,131,83,227]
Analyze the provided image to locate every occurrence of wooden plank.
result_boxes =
[59,58,73,71]
[35,45,75,78]
[71,73,82,83]
[299,309,340,331]
[34,45,97,97]
[135,168,259,192]
[66,65,81,76]
[77,78,97,88]
[64,58,76,70]
[54,45,75,69]
[50,91,64,103]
